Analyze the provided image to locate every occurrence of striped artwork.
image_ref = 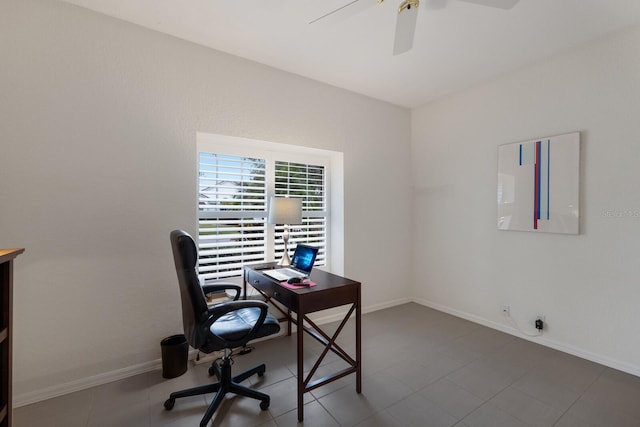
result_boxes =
[519,139,550,230]
[497,132,579,234]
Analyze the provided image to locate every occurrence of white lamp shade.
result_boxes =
[268,197,302,225]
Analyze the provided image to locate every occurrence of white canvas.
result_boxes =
[497,132,580,234]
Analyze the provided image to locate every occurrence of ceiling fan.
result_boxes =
[310,0,520,55]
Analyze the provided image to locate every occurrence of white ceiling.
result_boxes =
[60,0,640,108]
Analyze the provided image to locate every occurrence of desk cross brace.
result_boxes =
[249,286,358,392]
[243,266,362,423]
[299,304,357,391]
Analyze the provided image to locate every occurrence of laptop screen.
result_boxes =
[291,244,319,274]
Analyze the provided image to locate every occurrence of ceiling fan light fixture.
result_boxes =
[399,0,420,12]
[311,0,519,57]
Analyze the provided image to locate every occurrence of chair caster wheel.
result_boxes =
[208,366,216,376]
[260,399,270,410]
[164,399,175,410]
[258,366,266,377]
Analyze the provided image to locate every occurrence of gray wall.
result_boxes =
[0,0,413,402]
[411,26,640,375]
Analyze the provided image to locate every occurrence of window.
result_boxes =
[273,161,327,266]
[197,134,338,280]
[198,154,267,279]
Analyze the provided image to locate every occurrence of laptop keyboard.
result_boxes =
[264,268,305,281]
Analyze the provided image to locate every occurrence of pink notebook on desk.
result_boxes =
[280,280,317,290]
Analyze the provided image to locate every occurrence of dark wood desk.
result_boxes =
[1,249,24,427]
[243,264,361,422]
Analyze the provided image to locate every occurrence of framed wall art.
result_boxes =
[497,132,580,234]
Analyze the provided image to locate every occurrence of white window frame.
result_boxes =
[197,132,344,279]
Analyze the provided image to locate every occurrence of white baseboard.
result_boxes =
[13,298,410,407]
[14,359,162,408]
[362,297,412,315]
[308,296,411,325]
[19,296,637,408]
[412,297,640,378]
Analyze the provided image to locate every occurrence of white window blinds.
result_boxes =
[198,153,267,280]
[274,161,327,266]
[197,151,328,280]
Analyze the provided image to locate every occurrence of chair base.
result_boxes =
[164,356,270,427]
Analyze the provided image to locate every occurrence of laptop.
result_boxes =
[263,244,319,282]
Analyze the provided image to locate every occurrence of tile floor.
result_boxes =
[13,303,640,426]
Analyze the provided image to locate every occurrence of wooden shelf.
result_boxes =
[1,248,24,427]
[0,250,23,265]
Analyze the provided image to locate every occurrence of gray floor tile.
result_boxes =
[11,303,640,427]
[489,386,563,427]
[317,385,378,427]
[274,400,340,427]
[427,318,482,343]
[511,371,581,412]
[445,359,515,400]
[160,411,216,427]
[485,338,551,373]
[149,395,208,427]
[89,369,156,421]
[462,402,531,427]
[354,410,401,427]
[257,376,315,418]
[579,367,640,420]
[419,378,484,420]
[209,395,274,427]
[355,370,414,409]
[557,395,638,427]
[88,400,150,427]
[382,349,468,391]
[385,394,458,427]
[536,350,604,393]
[13,388,95,427]
[447,327,515,357]
[251,363,295,389]
[553,410,600,427]
[477,354,529,384]
[148,362,212,403]
[307,359,354,399]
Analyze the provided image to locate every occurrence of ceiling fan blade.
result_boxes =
[457,0,519,9]
[310,0,379,25]
[393,4,419,55]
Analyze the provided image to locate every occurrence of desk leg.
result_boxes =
[297,310,305,422]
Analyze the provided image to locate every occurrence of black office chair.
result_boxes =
[165,230,280,427]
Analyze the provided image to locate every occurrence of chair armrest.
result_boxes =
[202,282,241,301]
[203,300,269,350]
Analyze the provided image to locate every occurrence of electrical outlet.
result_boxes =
[501,305,510,315]
[535,315,545,331]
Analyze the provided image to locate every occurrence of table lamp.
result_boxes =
[268,196,302,266]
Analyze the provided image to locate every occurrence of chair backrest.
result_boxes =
[170,230,210,349]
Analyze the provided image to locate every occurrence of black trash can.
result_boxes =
[161,334,188,378]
